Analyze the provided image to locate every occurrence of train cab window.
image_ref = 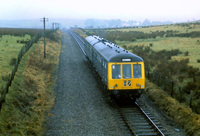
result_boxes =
[123,64,131,79]
[112,64,121,79]
[133,64,142,78]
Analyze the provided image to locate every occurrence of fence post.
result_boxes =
[178,86,183,102]
[152,71,155,82]
[157,73,161,86]
[170,81,174,97]
[190,90,193,108]
[164,76,167,91]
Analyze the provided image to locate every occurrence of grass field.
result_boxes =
[0,35,31,89]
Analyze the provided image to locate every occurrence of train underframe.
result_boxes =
[103,84,143,101]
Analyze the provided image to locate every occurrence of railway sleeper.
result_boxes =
[135,128,155,132]
[132,122,150,126]
[151,119,159,122]
[149,117,155,119]
[136,133,158,136]
[133,126,152,129]
[133,119,150,123]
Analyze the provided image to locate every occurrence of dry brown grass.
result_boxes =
[145,80,200,136]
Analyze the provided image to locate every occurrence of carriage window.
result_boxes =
[123,64,131,79]
[133,64,142,78]
[112,65,121,79]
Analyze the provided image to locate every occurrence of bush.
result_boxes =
[196,40,200,44]
[149,43,153,47]
[9,58,16,66]
[185,51,189,56]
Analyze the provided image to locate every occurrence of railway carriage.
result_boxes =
[85,35,145,98]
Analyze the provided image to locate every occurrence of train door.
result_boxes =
[102,60,108,85]
[122,64,132,89]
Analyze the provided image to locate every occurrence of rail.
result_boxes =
[135,101,166,136]
[111,98,168,136]
[68,30,87,56]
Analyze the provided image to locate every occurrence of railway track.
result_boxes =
[114,98,170,136]
[69,30,169,136]
[68,30,87,56]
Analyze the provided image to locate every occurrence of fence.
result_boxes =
[0,33,42,109]
[145,66,194,108]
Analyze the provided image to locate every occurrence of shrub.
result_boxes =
[185,51,189,56]
[178,74,185,82]
[149,43,153,47]
[9,58,16,66]
[20,40,29,44]
[196,40,200,44]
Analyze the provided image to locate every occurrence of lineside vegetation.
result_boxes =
[0,30,61,135]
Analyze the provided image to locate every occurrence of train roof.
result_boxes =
[85,35,143,62]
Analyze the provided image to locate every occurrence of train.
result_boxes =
[85,35,145,99]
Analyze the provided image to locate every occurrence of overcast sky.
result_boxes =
[0,0,200,22]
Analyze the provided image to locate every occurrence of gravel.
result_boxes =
[44,31,122,136]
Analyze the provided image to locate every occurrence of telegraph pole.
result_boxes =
[41,17,48,58]
[54,22,59,29]
[52,22,55,30]
[56,23,59,29]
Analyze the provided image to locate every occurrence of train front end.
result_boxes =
[107,59,145,98]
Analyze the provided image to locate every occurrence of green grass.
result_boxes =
[0,35,31,93]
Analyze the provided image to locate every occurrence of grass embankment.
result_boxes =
[146,80,200,136]
[0,31,61,135]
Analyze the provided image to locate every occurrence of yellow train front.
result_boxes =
[85,35,145,99]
